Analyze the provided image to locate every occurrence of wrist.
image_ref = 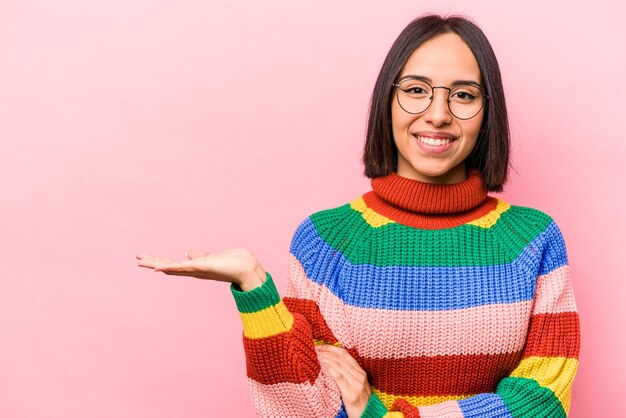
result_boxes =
[230,272,280,314]
[359,392,387,417]
[238,264,266,292]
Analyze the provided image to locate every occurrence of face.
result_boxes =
[391,32,485,184]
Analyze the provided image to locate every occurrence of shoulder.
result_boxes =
[496,198,568,265]
[289,195,367,255]
[498,199,555,227]
[505,200,565,236]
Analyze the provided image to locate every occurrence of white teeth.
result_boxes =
[416,135,452,146]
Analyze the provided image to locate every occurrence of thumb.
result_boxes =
[186,250,209,259]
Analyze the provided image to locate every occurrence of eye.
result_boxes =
[398,82,431,97]
[451,90,477,101]
[405,87,426,94]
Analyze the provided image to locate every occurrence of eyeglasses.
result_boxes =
[392,78,489,120]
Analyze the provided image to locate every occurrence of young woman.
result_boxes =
[137,14,580,418]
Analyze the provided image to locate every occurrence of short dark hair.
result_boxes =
[362,14,510,192]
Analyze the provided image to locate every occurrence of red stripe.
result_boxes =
[357,351,522,396]
[243,298,340,385]
[362,192,500,229]
[283,297,339,344]
[243,313,321,385]
[522,312,580,358]
[244,299,576,397]
[391,398,421,417]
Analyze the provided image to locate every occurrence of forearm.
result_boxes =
[232,272,345,417]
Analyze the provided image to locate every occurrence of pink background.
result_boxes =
[1,0,624,416]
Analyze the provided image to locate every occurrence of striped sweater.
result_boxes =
[230,168,580,417]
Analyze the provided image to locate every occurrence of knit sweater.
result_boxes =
[230,168,580,418]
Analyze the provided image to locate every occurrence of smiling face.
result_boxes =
[391,32,485,184]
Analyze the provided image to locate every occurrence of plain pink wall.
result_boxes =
[1,0,624,416]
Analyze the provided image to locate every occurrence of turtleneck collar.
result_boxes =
[361,168,498,229]
[371,168,488,214]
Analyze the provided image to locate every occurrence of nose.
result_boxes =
[423,87,453,126]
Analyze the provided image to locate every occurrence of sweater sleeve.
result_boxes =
[361,219,581,418]
[230,218,347,418]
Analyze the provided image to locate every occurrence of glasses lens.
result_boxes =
[396,79,432,114]
[448,85,485,119]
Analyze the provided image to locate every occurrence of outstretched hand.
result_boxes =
[135,249,266,291]
[317,344,372,418]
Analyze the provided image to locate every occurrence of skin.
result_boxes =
[316,345,372,417]
[136,249,266,292]
[136,31,486,418]
[392,32,484,184]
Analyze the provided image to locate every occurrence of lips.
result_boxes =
[413,132,458,147]
[413,131,457,140]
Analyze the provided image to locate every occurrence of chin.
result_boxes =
[411,163,453,178]
[402,160,466,183]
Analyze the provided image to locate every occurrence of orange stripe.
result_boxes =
[522,312,580,358]
[243,313,320,385]
[283,297,339,345]
[390,398,421,418]
[358,351,522,396]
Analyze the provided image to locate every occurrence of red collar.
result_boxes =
[365,168,496,229]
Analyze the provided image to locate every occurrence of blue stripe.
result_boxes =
[333,403,347,418]
[458,394,513,417]
[537,221,568,275]
[290,217,567,311]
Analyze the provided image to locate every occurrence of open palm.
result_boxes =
[136,249,266,291]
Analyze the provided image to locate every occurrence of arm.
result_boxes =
[341,219,580,418]
[230,218,348,418]
[136,221,347,417]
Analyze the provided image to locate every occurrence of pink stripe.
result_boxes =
[285,254,532,358]
[247,363,342,418]
[418,400,464,418]
[533,264,577,314]
[285,253,355,347]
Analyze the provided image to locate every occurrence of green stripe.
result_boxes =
[309,204,552,266]
[230,272,281,313]
[497,377,566,417]
[361,392,388,418]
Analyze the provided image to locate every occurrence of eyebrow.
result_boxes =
[397,74,483,89]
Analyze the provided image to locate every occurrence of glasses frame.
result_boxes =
[392,79,490,120]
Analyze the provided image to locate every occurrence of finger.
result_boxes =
[318,351,360,385]
[316,344,344,352]
[317,344,341,351]
[326,349,368,382]
[135,253,153,260]
[318,353,348,386]
[140,255,174,263]
[139,258,175,270]
[153,259,193,272]
[186,250,209,259]
[137,257,157,268]
[318,345,365,375]
[160,271,207,278]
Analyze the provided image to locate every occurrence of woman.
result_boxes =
[137,14,579,418]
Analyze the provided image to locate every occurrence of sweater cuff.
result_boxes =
[361,392,388,417]
[230,272,280,313]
